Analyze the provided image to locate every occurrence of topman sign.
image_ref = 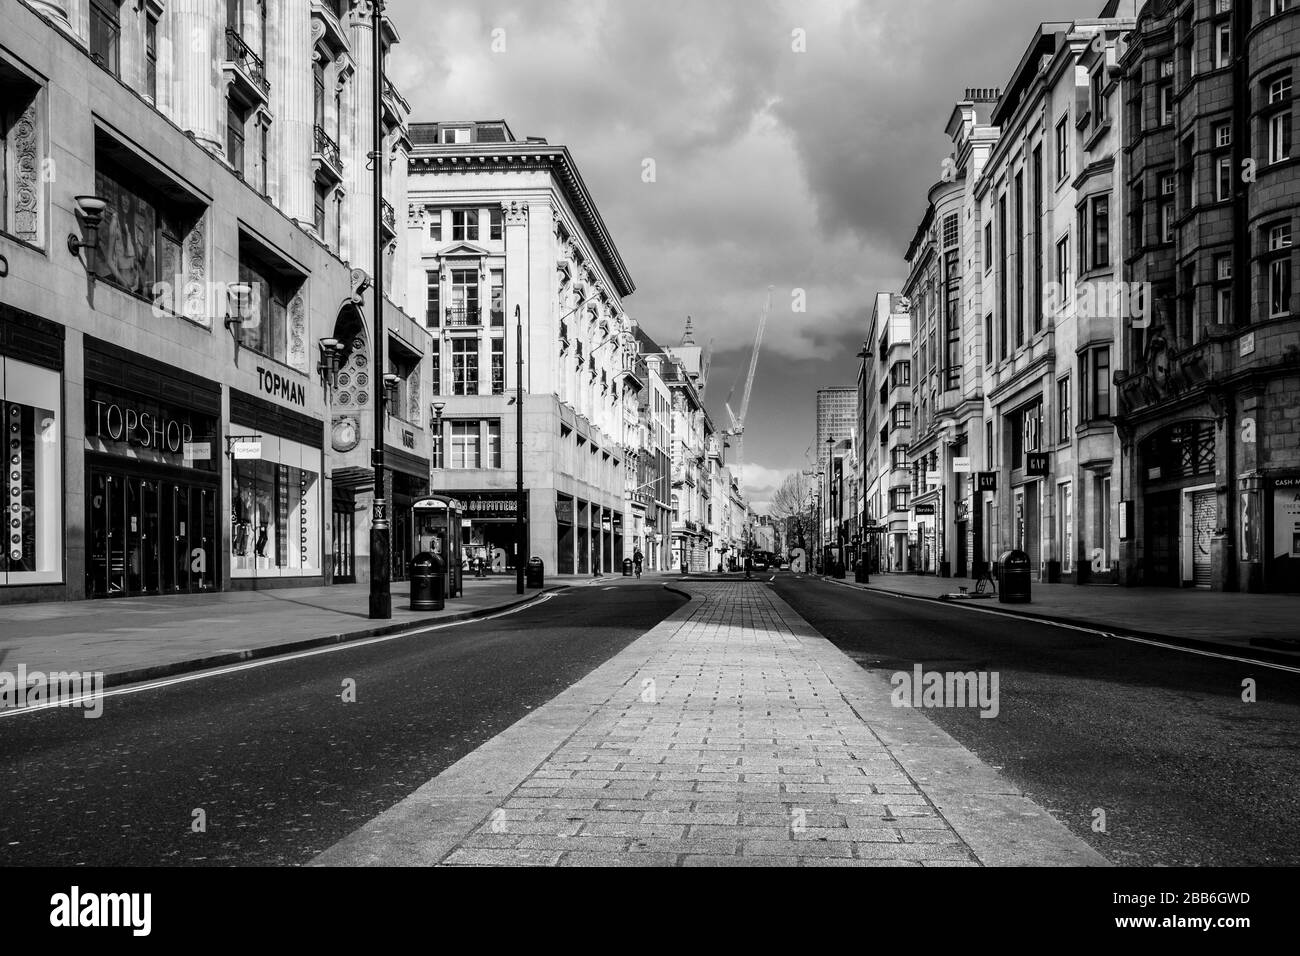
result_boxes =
[257,366,306,406]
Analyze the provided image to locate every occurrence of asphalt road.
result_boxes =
[0,581,685,866]
[771,574,1300,866]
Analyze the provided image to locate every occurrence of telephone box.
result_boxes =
[412,496,463,599]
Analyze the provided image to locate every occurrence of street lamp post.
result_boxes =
[367,0,390,620]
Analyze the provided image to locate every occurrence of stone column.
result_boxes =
[28,1,85,46]
[168,0,224,153]
[273,0,314,224]
[344,3,377,268]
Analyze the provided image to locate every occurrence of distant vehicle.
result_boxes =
[752,556,768,572]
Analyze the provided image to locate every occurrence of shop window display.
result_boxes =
[2,357,61,585]
[231,435,321,578]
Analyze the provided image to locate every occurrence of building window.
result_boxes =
[1267,76,1293,165]
[227,99,247,175]
[93,154,196,302]
[450,421,480,469]
[1268,222,1293,317]
[1159,82,1174,126]
[230,438,321,577]
[890,488,910,512]
[491,338,505,394]
[984,313,993,366]
[1216,156,1232,202]
[1091,69,1107,125]
[892,448,908,470]
[1081,346,1112,420]
[145,13,158,102]
[1055,114,1069,183]
[452,338,479,395]
[1215,255,1233,325]
[1215,22,1232,69]
[1055,234,1071,301]
[487,421,502,469]
[1091,195,1110,270]
[313,185,326,238]
[425,270,440,327]
[998,193,1008,359]
[489,206,503,241]
[890,361,910,388]
[431,345,441,396]
[449,269,479,325]
[1215,122,1232,148]
[0,357,62,584]
[890,404,911,430]
[89,0,121,75]
[238,241,302,366]
[441,127,470,144]
[452,208,479,242]
[490,270,504,327]
[1014,171,1024,348]
[428,211,442,241]
[1057,376,1071,444]
[1272,0,1293,14]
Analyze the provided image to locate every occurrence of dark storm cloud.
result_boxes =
[387,0,1112,495]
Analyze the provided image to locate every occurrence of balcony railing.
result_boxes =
[313,125,341,172]
[490,309,504,328]
[445,307,481,328]
[225,29,269,95]
[381,198,396,232]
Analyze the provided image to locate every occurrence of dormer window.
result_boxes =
[441,127,470,144]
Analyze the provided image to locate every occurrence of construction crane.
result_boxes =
[724,285,773,489]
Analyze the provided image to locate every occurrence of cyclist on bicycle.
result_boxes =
[633,548,644,578]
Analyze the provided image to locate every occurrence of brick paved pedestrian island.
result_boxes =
[315,582,1104,867]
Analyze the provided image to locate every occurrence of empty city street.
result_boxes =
[0,582,684,867]
[772,574,1300,867]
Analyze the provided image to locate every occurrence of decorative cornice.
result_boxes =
[407,143,635,297]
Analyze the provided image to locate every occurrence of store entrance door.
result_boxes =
[88,468,217,597]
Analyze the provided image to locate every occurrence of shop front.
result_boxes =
[227,388,324,589]
[83,338,221,598]
[1265,476,1300,593]
[442,490,525,572]
[1,306,64,599]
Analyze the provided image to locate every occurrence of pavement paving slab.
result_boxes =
[312,581,1108,868]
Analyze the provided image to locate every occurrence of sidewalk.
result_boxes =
[839,572,1300,661]
[0,577,573,687]
[313,582,1106,867]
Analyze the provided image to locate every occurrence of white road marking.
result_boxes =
[0,592,559,719]
[820,577,1300,675]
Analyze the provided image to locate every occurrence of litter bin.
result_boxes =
[409,551,445,611]
[997,550,1032,604]
[622,558,633,577]
[525,556,545,589]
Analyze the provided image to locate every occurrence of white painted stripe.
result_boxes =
[820,577,1300,675]
[0,592,558,719]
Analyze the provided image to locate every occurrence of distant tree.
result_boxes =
[769,472,817,552]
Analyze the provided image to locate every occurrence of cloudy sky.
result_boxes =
[387,0,1096,508]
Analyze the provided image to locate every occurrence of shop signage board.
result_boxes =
[952,457,972,473]
[232,440,262,460]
